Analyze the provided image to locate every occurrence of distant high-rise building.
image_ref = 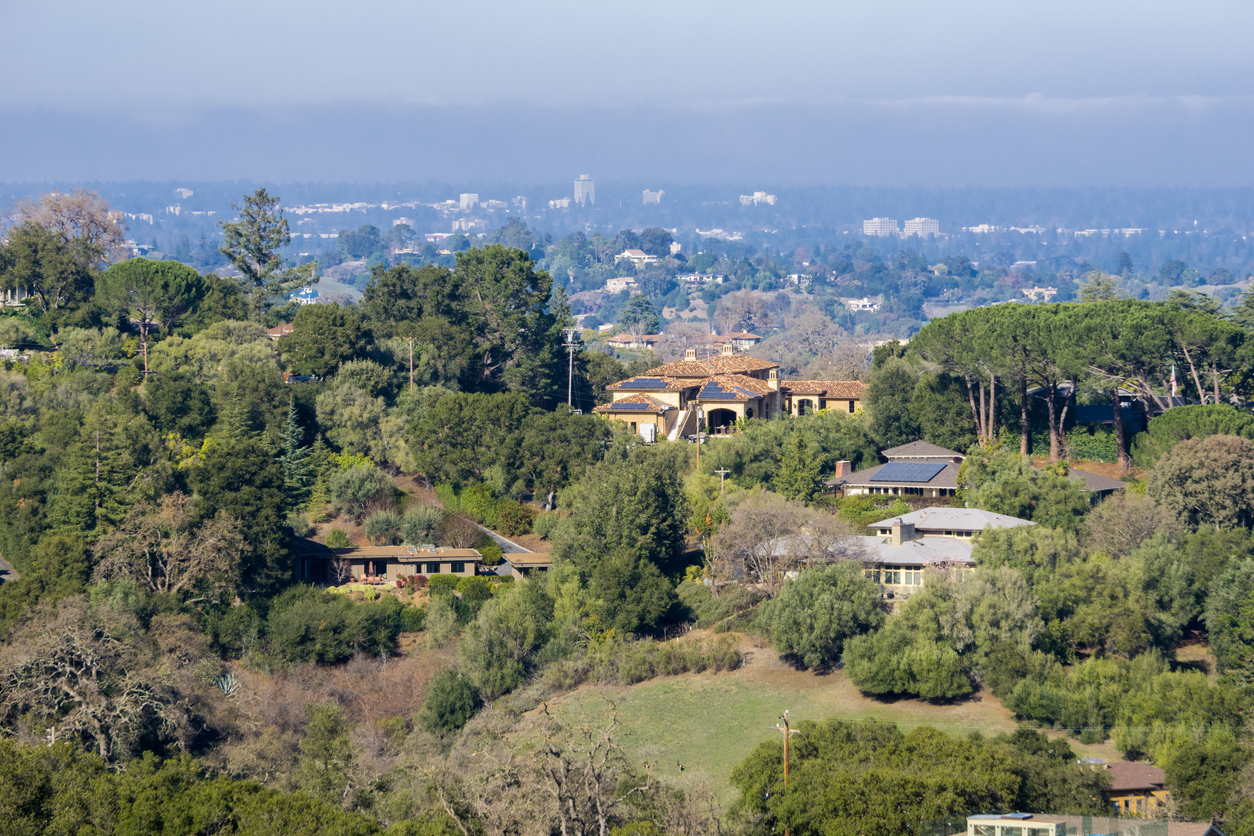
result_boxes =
[903,217,940,237]
[863,218,899,237]
[574,175,595,205]
[459,193,479,211]
[739,191,777,206]
[643,189,664,205]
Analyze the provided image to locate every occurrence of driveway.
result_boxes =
[0,555,19,583]
[474,522,532,554]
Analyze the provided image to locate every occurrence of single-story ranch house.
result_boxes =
[295,543,482,583]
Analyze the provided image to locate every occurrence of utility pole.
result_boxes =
[563,328,577,407]
[715,467,730,496]
[403,337,415,395]
[773,710,801,836]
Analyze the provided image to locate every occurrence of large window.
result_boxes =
[451,562,466,574]
[426,562,440,574]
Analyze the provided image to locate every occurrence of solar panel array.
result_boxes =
[869,462,946,483]
[626,377,670,389]
[698,381,752,401]
[607,402,658,411]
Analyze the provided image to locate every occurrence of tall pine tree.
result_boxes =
[772,432,822,504]
[278,399,313,510]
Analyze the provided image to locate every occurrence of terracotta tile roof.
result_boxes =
[709,374,773,396]
[592,394,673,413]
[646,355,779,377]
[1107,761,1166,792]
[726,332,762,339]
[606,376,687,391]
[784,380,866,398]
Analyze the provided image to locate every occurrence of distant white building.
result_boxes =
[574,175,595,205]
[863,218,898,237]
[739,191,777,206]
[452,218,485,232]
[678,272,725,287]
[605,277,638,293]
[1022,286,1058,302]
[843,296,882,312]
[614,249,659,267]
[549,197,572,209]
[459,194,479,211]
[963,224,1003,234]
[393,217,414,227]
[292,287,320,306]
[174,187,194,199]
[643,189,664,205]
[903,217,939,237]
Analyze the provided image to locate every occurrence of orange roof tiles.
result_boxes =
[784,380,866,398]
[646,355,779,377]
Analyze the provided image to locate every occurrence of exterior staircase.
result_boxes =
[668,408,698,441]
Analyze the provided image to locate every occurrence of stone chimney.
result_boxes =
[768,368,779,391]
[890,518,916,547]
[685,348,697,361]
[833,460,852,479]
[719,342,734,356]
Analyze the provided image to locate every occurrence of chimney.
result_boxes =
[720,342,734,356]
[834,460,851,479]
[768,368,779,391]
[890,519,916,547]
[684,348,697,361]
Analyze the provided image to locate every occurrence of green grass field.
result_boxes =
[544,641,1023,804]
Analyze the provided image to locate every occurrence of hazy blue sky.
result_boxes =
[3,1,1253,184]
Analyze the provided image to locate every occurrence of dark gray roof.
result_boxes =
[881,440,965,461]
[1070,468,1127,493]
[828,461,961,489]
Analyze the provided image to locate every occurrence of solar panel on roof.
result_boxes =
[609,402,656,411]
[870,462,946,483]
[628,377,668,389]
[698,382,740,400]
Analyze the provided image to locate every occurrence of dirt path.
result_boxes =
[0,554,19,583]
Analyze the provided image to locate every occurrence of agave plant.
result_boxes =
[216,672,240,699]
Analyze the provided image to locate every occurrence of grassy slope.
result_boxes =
[541,633,1023,804]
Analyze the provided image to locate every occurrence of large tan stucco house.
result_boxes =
[593,344,865,440]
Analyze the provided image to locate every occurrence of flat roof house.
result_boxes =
[294,542,481,584]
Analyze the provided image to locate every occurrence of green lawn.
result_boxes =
[546,658,1021,804]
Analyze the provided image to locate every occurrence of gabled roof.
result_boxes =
[784,380,866,398]
[867,508,1034,532]
[1106,761,1166,792]
[726,331,762,340]
[592,394,673,414]
[882,440,965,460]
[646,355,779,377]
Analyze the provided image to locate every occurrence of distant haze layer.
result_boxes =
[2,98,1252,186]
